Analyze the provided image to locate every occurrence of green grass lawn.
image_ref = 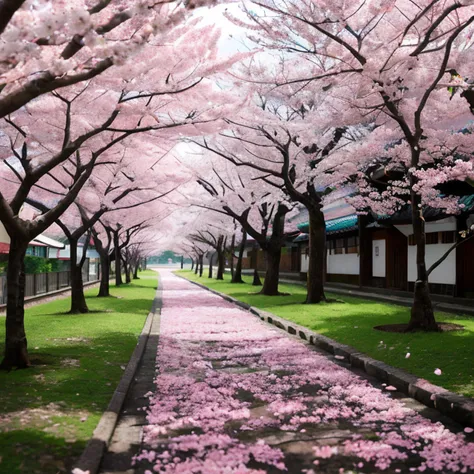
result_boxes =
[0,270,157,474]
[178,270,474,399]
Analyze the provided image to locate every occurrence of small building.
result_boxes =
[27,234,65,259]
[0,222,65,259]
[294,196,474,298]
[240,195,474,300]
[57,235,100,281]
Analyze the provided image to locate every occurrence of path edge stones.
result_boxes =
[72,272,163,474]
[175,273,474,429]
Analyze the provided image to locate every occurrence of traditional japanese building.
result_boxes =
[241,195,474,299]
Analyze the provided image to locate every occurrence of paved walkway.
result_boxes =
[133,270,474,473]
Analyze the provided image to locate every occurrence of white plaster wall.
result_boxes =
[395,217,457,236]
[372,239,386,277]
[408,245,456,284]
[0,222,10,244]
[327,254,359,275]
[301,251,309,273]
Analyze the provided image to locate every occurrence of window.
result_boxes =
[347,236,359,254]
[328,240,336,255]
[26,246,47,258]
[335,238,345,255]
[409,232,449,245]
[426,232,438,245]
[440,231,455,244]
[328,236,359,255]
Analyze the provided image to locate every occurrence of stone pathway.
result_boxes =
[133,270,474,474]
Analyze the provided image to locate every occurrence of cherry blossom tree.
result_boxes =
[56,145,179,314]
[236,0,474,330]
[192,91,361,303]
[183,152,293,295]
[0,0,225,117]
[189,214,234,280]
[0,19,244,368]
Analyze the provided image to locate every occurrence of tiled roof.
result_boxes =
[380,194,474,223]
[297,214,358,235]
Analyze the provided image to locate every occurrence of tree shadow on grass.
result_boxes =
[125,283,158,289]
[0,332,142,416]
[0,428,86,474]
[35,298,153,316]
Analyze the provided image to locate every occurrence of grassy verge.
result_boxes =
[177,270,474,398]
[0,270,157,474]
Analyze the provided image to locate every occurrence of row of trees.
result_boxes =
[1,0,474,369]
[0,0,233,369]
[181,0,474,333]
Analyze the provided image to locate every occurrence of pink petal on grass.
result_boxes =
[464,427,474,433]
[405,353,411,358]
[385,385,397,391]
[434,368,442,376]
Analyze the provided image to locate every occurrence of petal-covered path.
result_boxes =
[134,271,474,473]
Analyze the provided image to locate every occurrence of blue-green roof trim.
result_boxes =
[297,215,358,235]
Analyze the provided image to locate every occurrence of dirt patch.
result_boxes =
[61,358,80,367]
[50,337,91,343]
[374,323,464,333]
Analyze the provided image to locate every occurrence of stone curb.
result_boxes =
[72,274,163,474]
[176,273,474,428]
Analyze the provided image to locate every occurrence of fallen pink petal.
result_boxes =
[133,272,474,474]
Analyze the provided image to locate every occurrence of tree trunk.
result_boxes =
[69,238,89,314]
[208,252,214,279]
[133,262,139,280]
[191,258,194,271]
[125,266,131,283]
[230,234,235,280]
[124,255,131,284]
[232,230,246,284]
[305,208,327,304]
[199,254,204,277]
[407,191,438,331]
[114,232,123,287]
[260,247,281,296]
[216,237,225,280]
[98,252,110,297]
[194,257,199,275]
[0,240,30,369]
[181,255,184,269]
[252,269,262,286]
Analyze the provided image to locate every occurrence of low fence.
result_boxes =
[0,262,99,305]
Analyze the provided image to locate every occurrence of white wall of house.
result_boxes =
[395,218,457,285]
[327,254,359,275]
[372,239,386,277]
[395,217,457,236]
[0,222,10,244]
[301,248,309,273]
[407,245,456,284]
